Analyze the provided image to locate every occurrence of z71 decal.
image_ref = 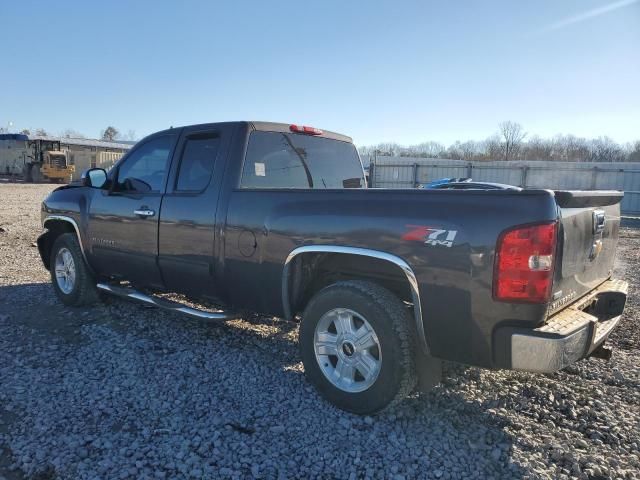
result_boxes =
[402,225,458,248]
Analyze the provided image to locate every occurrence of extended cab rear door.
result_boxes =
[158,123,235,299]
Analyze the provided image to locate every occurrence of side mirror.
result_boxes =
[82,168,108,188]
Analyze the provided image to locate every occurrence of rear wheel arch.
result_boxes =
[282,246,429,354]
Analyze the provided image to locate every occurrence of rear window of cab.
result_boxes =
[240,131,365,189]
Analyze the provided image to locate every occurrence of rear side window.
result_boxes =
[176,133,220,192]
[240,131,365,189]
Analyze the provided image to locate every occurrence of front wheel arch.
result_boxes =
[38,219,76,270]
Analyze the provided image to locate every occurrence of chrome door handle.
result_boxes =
[134,209,155,217]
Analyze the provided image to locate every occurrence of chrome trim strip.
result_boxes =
[43,215,89,263]
[96,283,236,320]
[282,245,429,353]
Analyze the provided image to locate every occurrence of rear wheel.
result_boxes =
[300,280,416,414]
[50,233,100,306]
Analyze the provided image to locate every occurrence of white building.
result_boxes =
[0,134,132,180]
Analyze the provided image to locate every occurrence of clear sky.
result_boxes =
[1,0,638,146]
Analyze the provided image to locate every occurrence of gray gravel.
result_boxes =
[0,183,639,480]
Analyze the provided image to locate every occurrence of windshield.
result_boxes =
[241,131,365,189]
[48,153,66,166]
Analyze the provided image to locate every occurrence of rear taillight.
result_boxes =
[290,124,323,135]
[493,222,558,303]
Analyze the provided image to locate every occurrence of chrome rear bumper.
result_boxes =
[505,279,628,373]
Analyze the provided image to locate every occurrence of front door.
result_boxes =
[87,133,179,288]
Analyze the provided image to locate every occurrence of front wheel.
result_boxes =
[50,233,100,306]
[300,280,416,414]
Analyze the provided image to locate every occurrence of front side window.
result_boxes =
[240,131,365,189]
[175,133,220,192]
[116,136,172,192]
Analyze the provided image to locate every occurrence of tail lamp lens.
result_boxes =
[494,222,558,303]
[289,124,323,135]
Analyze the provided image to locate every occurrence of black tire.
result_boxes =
[300,280,416,414]
[50,233,100,306]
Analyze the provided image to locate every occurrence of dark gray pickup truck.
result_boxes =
[38,121,628,414]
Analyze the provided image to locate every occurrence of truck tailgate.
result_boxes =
[548,190,623,315]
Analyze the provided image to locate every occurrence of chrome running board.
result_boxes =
[96,283,236,321]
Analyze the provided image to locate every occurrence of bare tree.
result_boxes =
[123,129,138,141]
[357,127,638,163]
[442,141,463,160]
[627,141,640,162]
[524,135,553,161]
[484,134,503,161]
[101,126,120,142]
[552,135,590,162]
[588,137,625,162]
[61,128,86,139]
[411,141,445,158]
[366,142,402,157]
[498,121,526,161]
[20,129,31,135]
[34,128,48,136]
[459,141,480,161]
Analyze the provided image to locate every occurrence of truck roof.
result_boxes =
[156,121,353,143]
[249,121,352,143]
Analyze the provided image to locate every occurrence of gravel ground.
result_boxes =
[0,182,638,480]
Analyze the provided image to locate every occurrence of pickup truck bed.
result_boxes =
[37,121,628,414]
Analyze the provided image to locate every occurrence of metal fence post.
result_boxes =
[521,166,529,188]
[591,166,598,190]
[369,162,375,188]
[467,163,472,179]
[413,163,419,187]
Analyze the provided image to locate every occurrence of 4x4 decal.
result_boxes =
[402,225,458,248]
